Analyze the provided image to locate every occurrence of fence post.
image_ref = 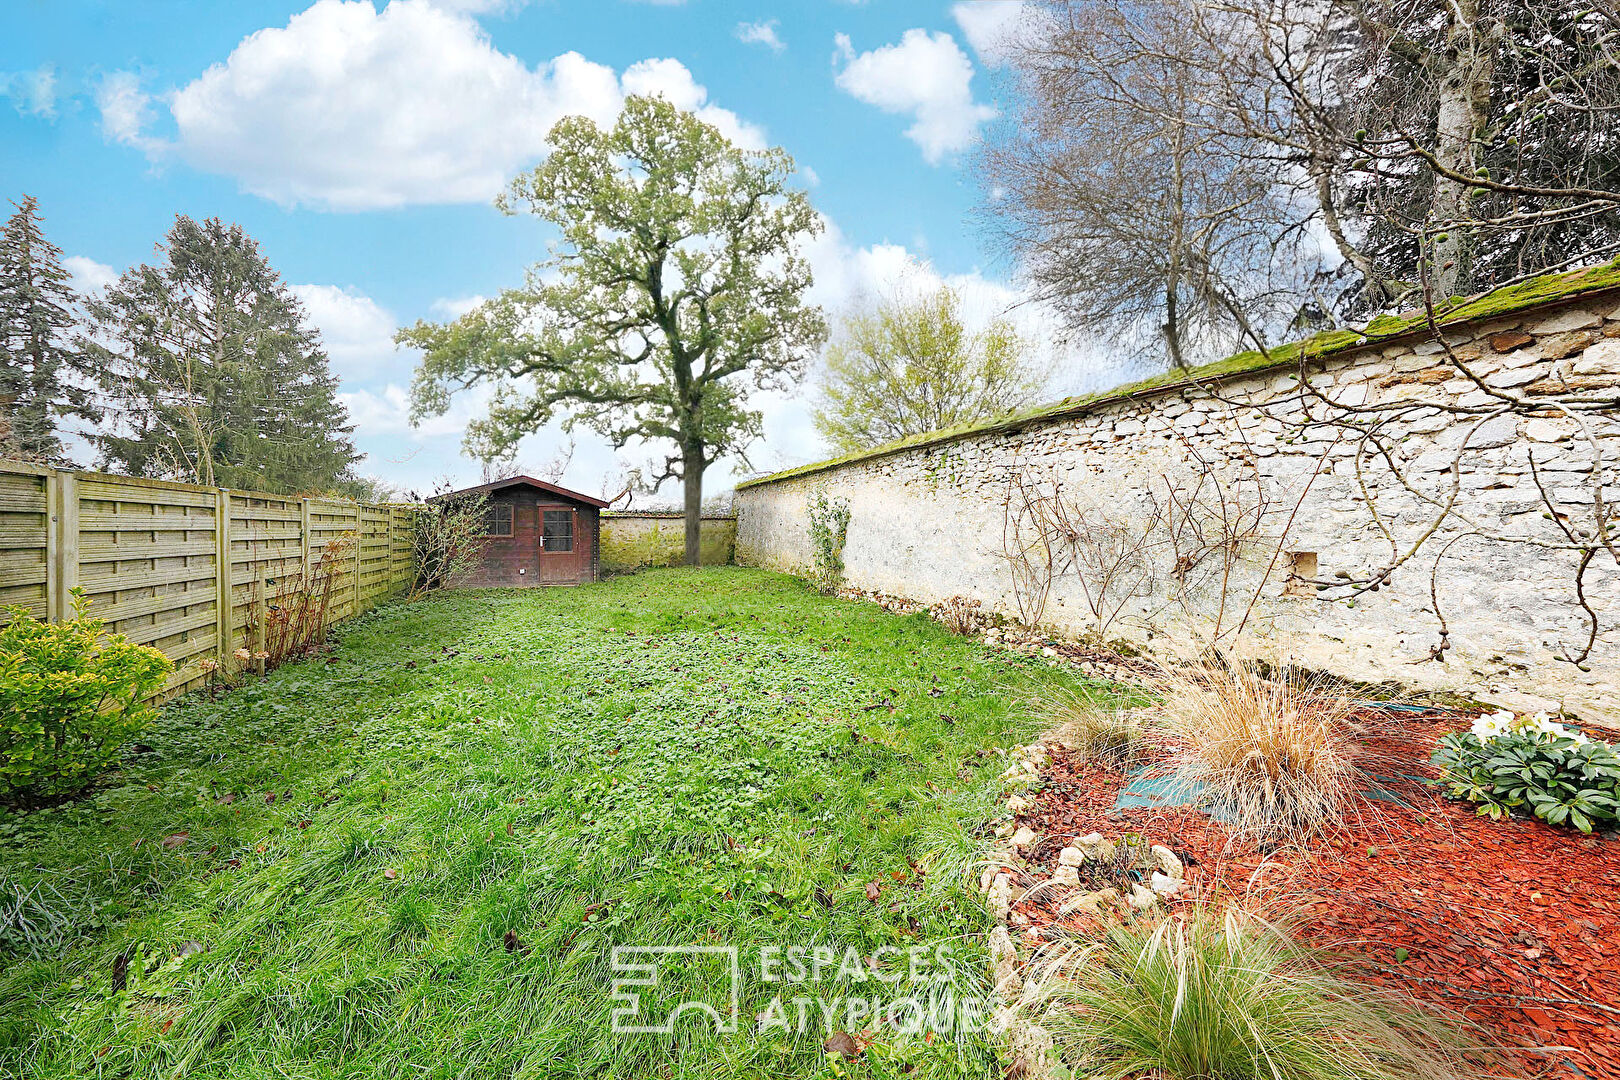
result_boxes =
[43,468,59,622]
[52,472,78,622]
[352,503,362,616]
[300,497,311,584]
[388,504,398,593]
[216,489,232,660]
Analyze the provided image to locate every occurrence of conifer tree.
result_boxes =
[0,195,100,463]
[84,215,360,493]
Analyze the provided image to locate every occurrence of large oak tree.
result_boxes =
[401,96,826,565]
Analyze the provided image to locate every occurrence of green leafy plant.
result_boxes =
[806,490,852,594]
[1038,905,1492,1080]
[1432,729,1620,833]
[0,590,172,799]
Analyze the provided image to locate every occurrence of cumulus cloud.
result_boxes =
[833,29,996,164]
[619,58,765,149]
[431,295,489,319]
[291,283,419,382]
[2,64,57,119]
[951,1,1028,65]
[100,0,762,210]
[735,19,785,52]
[63,256,119,297]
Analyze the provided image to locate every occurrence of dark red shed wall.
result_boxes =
[459,488,599,587]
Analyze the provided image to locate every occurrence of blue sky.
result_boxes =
[1,0,1092,499]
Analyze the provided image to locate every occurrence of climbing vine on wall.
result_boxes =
[806,490,852,594]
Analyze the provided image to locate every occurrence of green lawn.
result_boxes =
[0,568,1118,1079]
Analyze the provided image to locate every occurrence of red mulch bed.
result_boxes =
[1011,712,1620,1080]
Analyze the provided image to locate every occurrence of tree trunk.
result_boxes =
[1164,283,1187,371]
[682,443,704,567]
[1430,0,1494,298]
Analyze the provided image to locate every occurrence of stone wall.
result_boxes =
[600,512,737,572]
[736,291,1620,723]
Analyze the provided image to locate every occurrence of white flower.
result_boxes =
[1471,710,1516,740]
[1473,709,1588,745]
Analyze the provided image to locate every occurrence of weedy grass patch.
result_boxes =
[0,568,1124,1079]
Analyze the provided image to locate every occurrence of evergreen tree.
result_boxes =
[0,195,100,462]
[84,215,360,493]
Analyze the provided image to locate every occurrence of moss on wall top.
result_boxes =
[738,257,1620,491]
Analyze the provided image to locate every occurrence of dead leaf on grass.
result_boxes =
[823,1031,860,1061]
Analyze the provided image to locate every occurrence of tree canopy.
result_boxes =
[0,196,100,463]
[402,95,826,564]
[84,215,360,494]
[983,0,1620,369]
[813,285,1046,453]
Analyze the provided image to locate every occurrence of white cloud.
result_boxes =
[951,1,1027,65]
[2,65,57,119]
[340,383,479,439]
[63,256,119,297]
[619,59,765,150]
[735,19,785,52]
[431,294,488,319]
[422,0,529,12]
[291,283,420,382]
[95,71,154,148]
[833,29,996,164]
[102,0,761,210]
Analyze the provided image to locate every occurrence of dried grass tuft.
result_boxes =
[1044,688,1150,769]
[1161,663,1358,838]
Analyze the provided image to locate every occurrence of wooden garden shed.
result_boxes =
[437,476,607,587]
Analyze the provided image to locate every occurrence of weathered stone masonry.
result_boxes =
[737,275,1620,723]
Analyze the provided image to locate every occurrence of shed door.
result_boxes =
[538,507,579,583]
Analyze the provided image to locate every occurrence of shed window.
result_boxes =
[542,509,574,552]
[483,504,513,537]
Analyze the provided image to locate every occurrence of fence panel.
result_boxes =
[0,463,51,618]
[0,460,418,703]
[307,498,361,625]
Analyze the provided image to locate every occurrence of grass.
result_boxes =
[1162,665,1358,839]
[1037,905,1491,1080]
[1041,689,1149,769]
[0,568,1123,1079]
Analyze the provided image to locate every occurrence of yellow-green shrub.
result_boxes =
[0,591,172,799]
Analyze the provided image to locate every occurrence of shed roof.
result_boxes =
[431,475,610,508]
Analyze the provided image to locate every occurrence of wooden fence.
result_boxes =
[0,460,417,701]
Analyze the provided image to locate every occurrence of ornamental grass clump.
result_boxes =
[1039,906,1491,1080]
[0,590,171,799]
[1044,688,1149,769]
[1162,664,1357,838]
